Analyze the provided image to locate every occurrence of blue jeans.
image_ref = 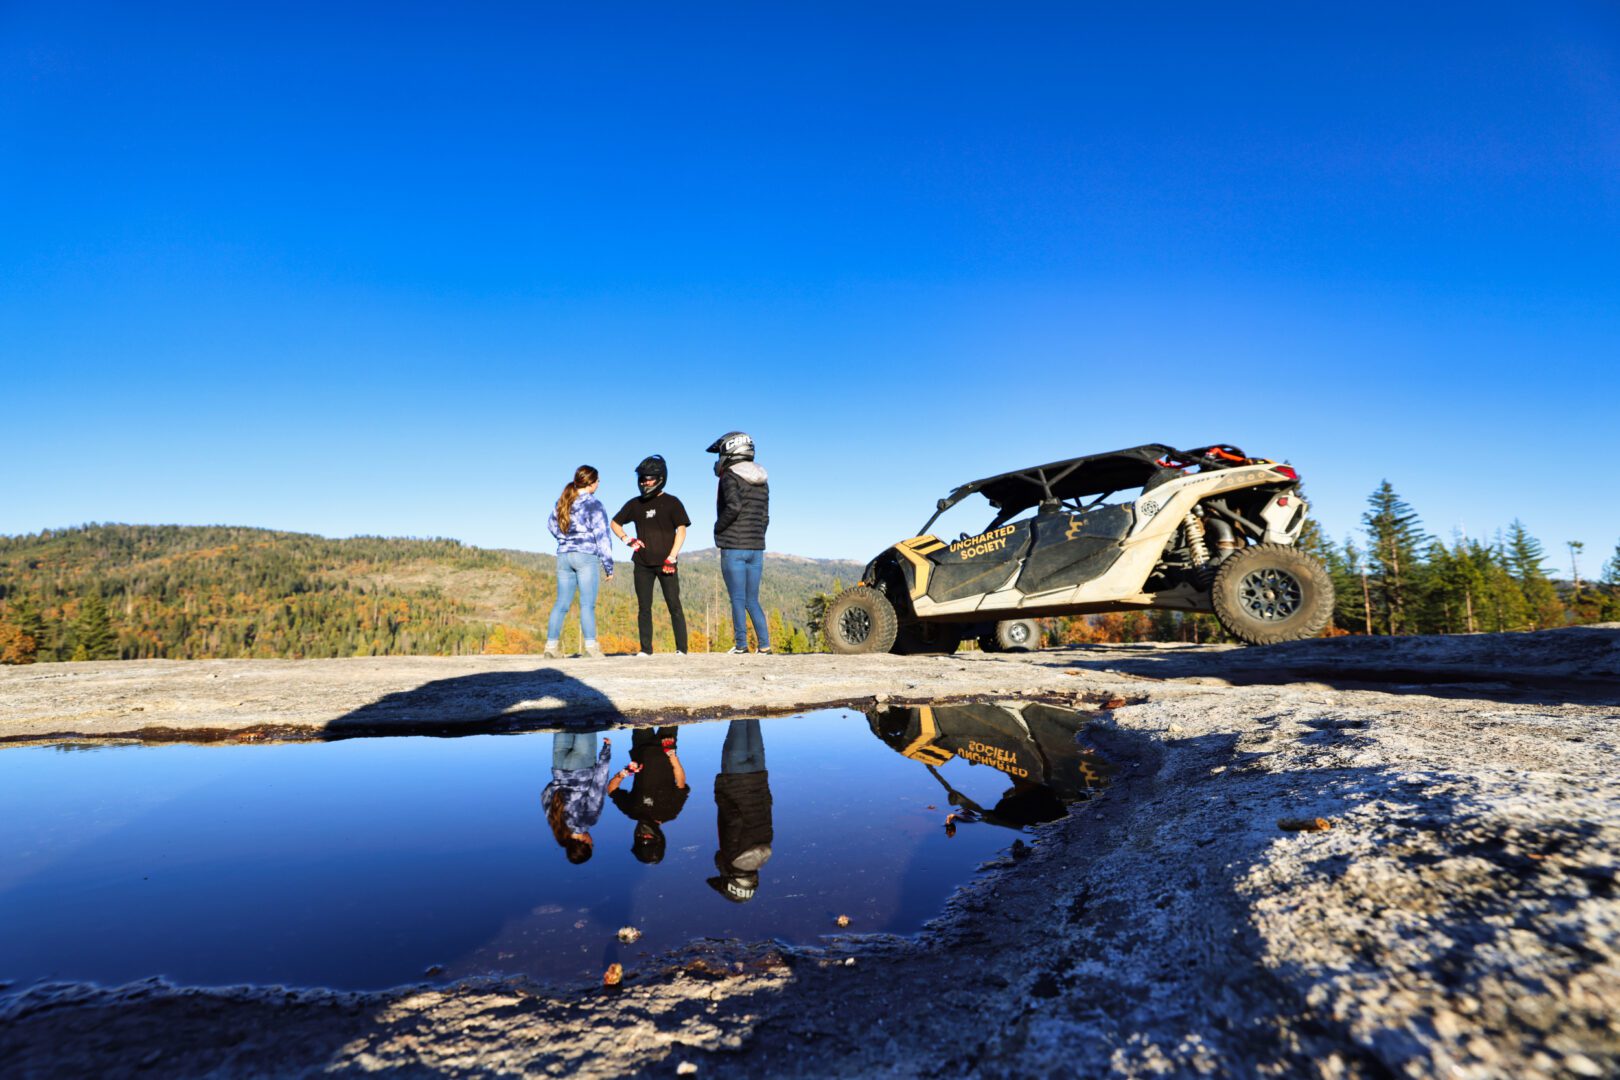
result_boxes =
[722,719,766,774]
[547,551,600,641]
[552,732,597,771]
[720,548,769,650]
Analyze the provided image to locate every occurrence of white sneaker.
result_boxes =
[583,640,604,659]
[634,651,650,658]
[543,641,561,659]
[728,646,748,655]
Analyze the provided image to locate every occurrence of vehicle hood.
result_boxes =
[728,462,769,485]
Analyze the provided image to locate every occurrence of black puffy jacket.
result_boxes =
[714,462,769,549]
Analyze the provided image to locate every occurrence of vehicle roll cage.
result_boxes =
[916,443,1252,535]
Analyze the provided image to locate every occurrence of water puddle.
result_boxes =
[0,703,1113,992]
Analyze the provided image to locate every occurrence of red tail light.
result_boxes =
[1272,465,1298,480]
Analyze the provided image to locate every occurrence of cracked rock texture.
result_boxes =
[2,625,1617,1078]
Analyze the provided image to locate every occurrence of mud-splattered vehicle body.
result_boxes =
[825,443,1332,654]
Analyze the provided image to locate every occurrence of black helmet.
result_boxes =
[635,455,667,500]
[631,821,666,864]
[706,431,755,475]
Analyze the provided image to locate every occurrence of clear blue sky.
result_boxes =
[5,3,1618,572]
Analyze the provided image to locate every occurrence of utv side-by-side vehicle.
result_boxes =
[825,443,1334,654]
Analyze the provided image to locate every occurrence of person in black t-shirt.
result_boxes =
[610,455,691,655]
[607,726,690,863]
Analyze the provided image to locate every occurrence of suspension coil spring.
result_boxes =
[1183,513,1215,587]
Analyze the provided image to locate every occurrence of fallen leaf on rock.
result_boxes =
[603,963,623,987]
[617,926,642,943]
[836,915,851,928]
[676,1064,698,1077]
[1103,696,1127,710]
[1278,817,1334,832]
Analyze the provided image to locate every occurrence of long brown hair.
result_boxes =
[546,788,593,864]
[555,465,599,536]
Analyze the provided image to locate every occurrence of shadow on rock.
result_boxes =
[319,666,626,739]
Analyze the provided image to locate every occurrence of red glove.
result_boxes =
[627,537,645,553]
[661,557,677,575]
[661,737,675,753]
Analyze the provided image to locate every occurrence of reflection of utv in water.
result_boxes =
[867,703,1113,829]
[827,444,1333,654]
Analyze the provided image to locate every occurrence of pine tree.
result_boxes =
[1362,482,1427,634]
[1603,539,1620,587]
[1505,521,1563,629]
[73,592,117,660]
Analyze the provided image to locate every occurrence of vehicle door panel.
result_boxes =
[923,520,1034,604]
[1015,506,1135,595]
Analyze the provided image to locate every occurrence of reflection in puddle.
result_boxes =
[869,703,1114,831]
[0,704,1111,993]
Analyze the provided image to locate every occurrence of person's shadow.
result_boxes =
[318,665,625,739]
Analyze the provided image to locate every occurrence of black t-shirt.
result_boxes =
[613,493,692,567]
[609,744,690,823]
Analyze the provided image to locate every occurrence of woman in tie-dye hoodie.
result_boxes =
[544,465,616,658]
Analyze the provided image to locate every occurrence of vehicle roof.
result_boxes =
[932,443,1179,521]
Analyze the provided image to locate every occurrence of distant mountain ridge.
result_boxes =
[0,524,864,661]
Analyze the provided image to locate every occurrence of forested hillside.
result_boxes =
[0,525,863,662]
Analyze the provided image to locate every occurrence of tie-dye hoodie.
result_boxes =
[548,494,615,576]
[541,739,614,833]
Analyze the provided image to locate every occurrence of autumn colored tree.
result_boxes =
[0,621,37,664]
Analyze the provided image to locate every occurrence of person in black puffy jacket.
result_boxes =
[706,431,771,654]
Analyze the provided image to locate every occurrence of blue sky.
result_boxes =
[4,3,1618,571]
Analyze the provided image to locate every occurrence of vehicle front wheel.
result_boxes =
[823,586,900,654]
[1211,543,1334,645]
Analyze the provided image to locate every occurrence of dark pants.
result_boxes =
[633,563,688,653]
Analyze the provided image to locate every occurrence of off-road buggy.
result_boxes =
[825,444,1333,654]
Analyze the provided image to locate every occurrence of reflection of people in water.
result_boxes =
[608,726,690,863]
[867,703,1112,833]
[541,732,613,864]
[707,719,774,903]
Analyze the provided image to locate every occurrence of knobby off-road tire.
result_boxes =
[891,621,963,656]
[824,586,899,654]
[1211,543,1335,645]
[993,618,1040,652]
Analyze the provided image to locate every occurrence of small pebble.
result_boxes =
[676,1063,698,1076]
[844,957,856,967]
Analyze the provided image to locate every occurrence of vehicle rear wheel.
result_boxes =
[992,618,1040,652]
[891,621,963,655]
[823,586,899,654]
[1211,543,1334,645]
